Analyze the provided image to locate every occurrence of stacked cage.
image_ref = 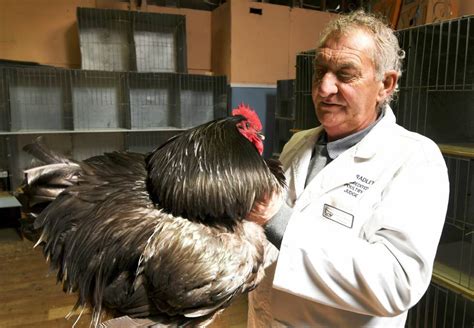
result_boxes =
[294,50,318,131]
[273,79,295,157]
[77,8,188,73]
[406,282,473,328]
[395,16,474,327]
[0,67,10,191]
[291,15,474,327]
[0,7,228,190]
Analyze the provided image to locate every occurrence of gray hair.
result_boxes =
[317,10,405,107]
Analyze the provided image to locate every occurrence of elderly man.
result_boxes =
[247,10,449,327]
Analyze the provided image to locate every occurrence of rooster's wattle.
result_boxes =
[18,104,285,327]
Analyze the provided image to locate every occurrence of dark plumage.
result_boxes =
[18,106,285,327]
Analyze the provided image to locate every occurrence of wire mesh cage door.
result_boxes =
[128,72,179,129]
[132,12,187,73]
[274,79,295,156]
[178,74,227,129]
[77,8,133,72]
[70,70,128,130]
[394,16,474,144]
[294,51,318,130]
[6,67,72,131]
[406,282,473,328]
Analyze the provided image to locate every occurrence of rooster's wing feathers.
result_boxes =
[138,216,265,318]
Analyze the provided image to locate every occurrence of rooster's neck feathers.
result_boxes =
[145,116,280,227]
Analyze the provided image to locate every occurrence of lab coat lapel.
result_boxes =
[287,127,323,199]
[296,106,397,209]
[319,152,358,193]
[299,147,357,207]
[318,106,397,194]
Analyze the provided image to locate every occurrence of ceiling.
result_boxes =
[132,0,366,13]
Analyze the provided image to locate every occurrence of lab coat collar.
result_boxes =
[288,105,396,204]
[353,105,396,159]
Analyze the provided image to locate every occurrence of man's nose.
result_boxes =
[314,72,338,97]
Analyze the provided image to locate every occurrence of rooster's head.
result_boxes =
[232,103,264,155]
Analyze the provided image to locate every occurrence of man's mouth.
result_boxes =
[319,101,344,108]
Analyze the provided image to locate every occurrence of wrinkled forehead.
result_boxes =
[315,29,376,67]
[315,48,365,68]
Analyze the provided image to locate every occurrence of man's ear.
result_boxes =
[377,70,398,102]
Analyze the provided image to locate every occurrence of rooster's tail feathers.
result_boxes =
[17,138,81,241]
[23,137,71,165]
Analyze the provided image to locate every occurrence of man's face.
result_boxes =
[312,30,385,141]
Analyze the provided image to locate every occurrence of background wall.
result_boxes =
[0,0,212,74]
[209,0,334,155]
[0,0,334,158]
[0,0,335,81]
[211,1,335,84]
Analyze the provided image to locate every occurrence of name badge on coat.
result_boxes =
[322,204,354,228]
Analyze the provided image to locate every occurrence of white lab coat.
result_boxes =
[248,106,449,327]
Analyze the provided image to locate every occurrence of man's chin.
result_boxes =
[316,112,342,126]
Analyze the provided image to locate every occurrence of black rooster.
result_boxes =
[18,104,285,327]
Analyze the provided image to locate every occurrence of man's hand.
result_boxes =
[246,191,284,226]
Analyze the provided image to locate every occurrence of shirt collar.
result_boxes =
[317,110,385,160]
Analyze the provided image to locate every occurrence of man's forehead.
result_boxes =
[316,35,374,66]
[315,47,365,66]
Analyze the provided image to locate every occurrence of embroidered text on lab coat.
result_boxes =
[344,175,375,198]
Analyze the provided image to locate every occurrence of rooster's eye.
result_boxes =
[245,122,250,128]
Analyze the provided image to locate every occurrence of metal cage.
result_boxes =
[395,16,474,308]
[77,7,187,73]
[273,79,295,157]
[0,66,227,190]
[406,281,473,328]
[294,50,317,130]
[394,16,474,143]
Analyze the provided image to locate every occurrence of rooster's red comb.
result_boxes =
[231,103,262,131]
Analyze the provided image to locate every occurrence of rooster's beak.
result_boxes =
[258,133,265,141]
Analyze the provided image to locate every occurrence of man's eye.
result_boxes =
[337,72,355,82]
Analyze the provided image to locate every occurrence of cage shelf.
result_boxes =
[0,67,227,133]
[125,130,183,154]
[0,66,228,190]
[433,261,474,299]
[439,144,474,158]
